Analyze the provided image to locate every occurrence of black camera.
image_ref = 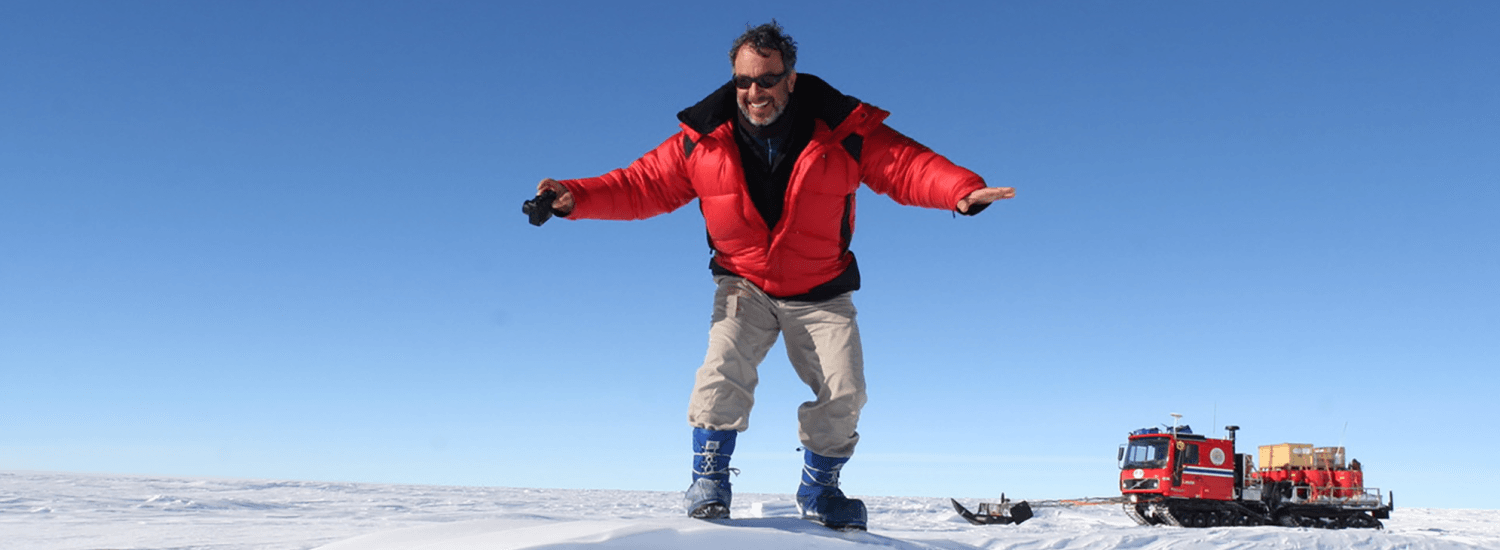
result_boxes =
[522,189,559,226]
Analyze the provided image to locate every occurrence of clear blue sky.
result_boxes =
[3,1,1496,509]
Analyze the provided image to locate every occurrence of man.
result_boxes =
[528,22,1014,530]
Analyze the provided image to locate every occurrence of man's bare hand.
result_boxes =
[537,178,575,215]
[956,186,1016,214]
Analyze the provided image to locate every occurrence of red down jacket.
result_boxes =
[558,74,986,298]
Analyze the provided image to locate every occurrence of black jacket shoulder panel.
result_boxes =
[794,74,863,131]
[677,80,738,135]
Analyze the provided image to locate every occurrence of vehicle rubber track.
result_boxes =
[1122,503,1155,526]
[1134,499,1381,529]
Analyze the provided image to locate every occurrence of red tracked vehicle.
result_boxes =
[1118,420,1392,529]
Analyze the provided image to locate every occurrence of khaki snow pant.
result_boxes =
[687,275,866,458]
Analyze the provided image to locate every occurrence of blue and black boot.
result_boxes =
[796,449,867,530]
[684,428,737,519]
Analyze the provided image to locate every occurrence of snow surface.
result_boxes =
[4,470,1496,550]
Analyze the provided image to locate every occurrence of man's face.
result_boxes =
[732,44,796,127]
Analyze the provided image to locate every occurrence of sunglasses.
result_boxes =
[733,71,788,89]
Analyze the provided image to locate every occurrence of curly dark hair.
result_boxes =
[729,20,797,72]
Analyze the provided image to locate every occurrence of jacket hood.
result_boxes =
[676,73,872,137]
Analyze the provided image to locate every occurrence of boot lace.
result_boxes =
[694,440,740,478]
[802,463,842,487]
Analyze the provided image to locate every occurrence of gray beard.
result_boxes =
[740,103,786,127]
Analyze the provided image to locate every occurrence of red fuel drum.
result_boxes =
[1335,470,1364,498]
[1304,470,1332,500]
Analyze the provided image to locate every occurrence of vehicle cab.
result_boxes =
[1119,426,1237,502]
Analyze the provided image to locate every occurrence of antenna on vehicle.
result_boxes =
[1170,412,1182,433]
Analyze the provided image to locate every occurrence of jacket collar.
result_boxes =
[677,73,869,137]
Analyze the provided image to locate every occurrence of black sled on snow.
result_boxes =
[950,496,1033,525]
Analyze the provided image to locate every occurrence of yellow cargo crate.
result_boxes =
[1260,443,1314,469]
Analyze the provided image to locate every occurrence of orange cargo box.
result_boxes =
[1260,443,1314,469]
[1313,446,1346,468]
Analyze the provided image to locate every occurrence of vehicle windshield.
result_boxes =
[1122,438,1170,469]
